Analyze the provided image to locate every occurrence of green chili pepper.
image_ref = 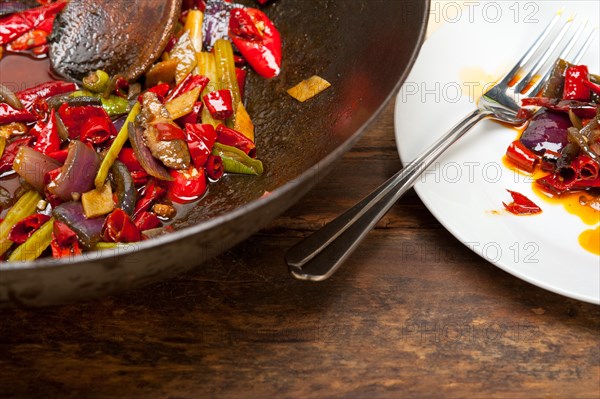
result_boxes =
[94,102,141,189]
[212,143,263,175]
[0,191,42,257]
[82,70,110,93]
[8,217,54,262]
[71,90,129,116]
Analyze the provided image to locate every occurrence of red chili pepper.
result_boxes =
[582,79,600,96]
[229,7,282,79]
[132,179,165,219]
[521,97,597,119]
[80,115,118,145]
[233,55,246,67]
[205,154,224,180]
[563,65,590,101]
[186,123,216,168]
[0,102,37,124]
[236,68,247,99]
[166,74,209,102]
[138,83,171,103]
[8,214,51,244]
[58,103,111,139]
[32,108,61,155]
[50,220,82,258]
[131,170,149,186]
[47,148,69,163]
[153,122,187,141]
[6,28,49,51]
[133,211,162,231]
[113,76,129,99]
[0,0,67,45]
[168,167,207,204]
[203,89,234,120]
[505,140,539,173]
[103,208,142,243]
[118,148,143,172]
[176,101,203,126]
[17,81,77,111]
[503,190,542,215]
[31,43,49,56]
[216,124,256,157]
[0,136,33,173]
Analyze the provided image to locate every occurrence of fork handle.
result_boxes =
[286,108,492,280]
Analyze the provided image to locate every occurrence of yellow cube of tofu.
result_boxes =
[287,75,331,102]
[82,183,115,219]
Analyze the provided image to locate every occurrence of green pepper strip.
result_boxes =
[71,90,129,116]
[214,39,241,125]
[82,70,110,93]
[0,136,5,159]
[95,102,141,189]
[8,217,54,262]
[212,143,263,175]
[0,191,43,257]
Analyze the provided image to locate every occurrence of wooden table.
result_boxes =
[1,102,598,399]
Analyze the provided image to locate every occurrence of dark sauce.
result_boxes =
[0,53,54,91]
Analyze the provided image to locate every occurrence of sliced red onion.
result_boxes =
[111,160,137,215]
[47,140,102,201]
[128,122,173,181]
[52,201,105,248]
[520,111,570,154]
[12,146,61,192]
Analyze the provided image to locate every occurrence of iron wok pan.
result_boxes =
[0,0,429,306]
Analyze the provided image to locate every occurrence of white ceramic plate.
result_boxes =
[394,1,600,303]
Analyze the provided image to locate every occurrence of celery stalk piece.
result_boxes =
[8,218,54,262]
[184,10,204,53]
[0,136,5,159]
[165,87,202,120]
[214,39,242,119]
[94,102,141,189]
[0,191,43,256]
[197,51,220,128]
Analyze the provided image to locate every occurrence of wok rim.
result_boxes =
[1,0,430,273]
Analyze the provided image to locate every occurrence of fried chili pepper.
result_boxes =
[117,148,143,172]
[186,123,216,168]
[80,115,118,145]
[166,74,209,102]
[521,97,597,119]
[133,211,162,231]
[229,7,282,78]
[203,89,234,120]
[58,103,112,140]
[236,67,247,99]
[0,0,67,45]
[132,179,165,219]
[503,190,542,215]
[216,123,256,157]
[138,83,171,104]
[32,108,60,155]
[0,102,36,124]
[582,79,600,96]
[47,148,68,163]
[8,214,51,244]
[50,220,82,258]
[6,28,49,51]
[0,136,33,173]
[505,140,539,173]
[103,208,142,243]
[563,65,590,101]
[205,154,224,180]
[17,81,77,112]
[167,167,207,204]
[153,122,187,141]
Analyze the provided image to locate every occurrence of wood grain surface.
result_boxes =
[1,102,599,399]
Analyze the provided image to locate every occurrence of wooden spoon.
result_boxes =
[48,0,182,82]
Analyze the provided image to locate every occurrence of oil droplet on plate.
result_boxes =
[579,226,600,255]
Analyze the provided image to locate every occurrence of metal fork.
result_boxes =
[286,14,596,281]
